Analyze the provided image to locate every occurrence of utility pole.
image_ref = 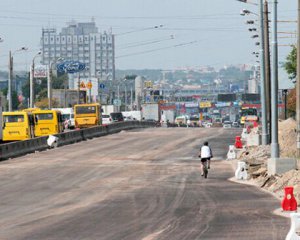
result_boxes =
[131,86,133,110]
[271,0,279,158]
[30,59,35,108]
[297,0,300,157]
[88,79,92,103]
[77,73,80,104]
[259,0,268,145]
[125,84,127,111]
[283,89,288,120]
[8,51,13,111]
[264,0,271,144]
[48,63,52,109]
[117,84,120,112]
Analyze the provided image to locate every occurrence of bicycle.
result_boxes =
[201,159,210,179]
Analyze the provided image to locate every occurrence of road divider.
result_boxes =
[286,213,300,239]
[0,121,156,161]
[235,161,248,180]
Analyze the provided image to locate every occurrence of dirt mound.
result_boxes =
[240,118,299,202]
[279,118,297,158]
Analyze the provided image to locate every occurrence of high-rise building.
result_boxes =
[40,20,115,85]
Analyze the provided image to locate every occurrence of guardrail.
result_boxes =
[0,121,156,161]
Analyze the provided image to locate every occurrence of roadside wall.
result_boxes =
[0,121,155,161]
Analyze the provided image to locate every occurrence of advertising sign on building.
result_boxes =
[34,65,48,78]
[199,102,212,108]
[57,61,86,74]
[185,102,199,108]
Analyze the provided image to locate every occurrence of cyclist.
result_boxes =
[199,141,213,178]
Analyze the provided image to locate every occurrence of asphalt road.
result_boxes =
[0,127,289,240]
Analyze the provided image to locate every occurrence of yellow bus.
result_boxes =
[240,107,258,125]
[2,111,35,141]
[32,109,64,137]
[74,103,102,128]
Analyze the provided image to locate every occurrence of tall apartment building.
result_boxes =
[41,20,115,87]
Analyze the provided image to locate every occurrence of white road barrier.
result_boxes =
[235,161,248,180]
[286,213,300,240]
[47,135,59,148]
[241,128,248,140]
[227,145,236,160]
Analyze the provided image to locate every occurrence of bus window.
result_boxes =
[76,106,96,114]
[35,113,53,120]
[4,115,24,123]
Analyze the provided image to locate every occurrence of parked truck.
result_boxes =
[141,103,160,121]
[161,109,175,124]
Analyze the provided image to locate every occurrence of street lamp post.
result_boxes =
[271,0,279,158]
[297,0,300,157]
[8,47,27,111]
[30,51,42,108]
[241,2,268,144]
[258,0,268,145]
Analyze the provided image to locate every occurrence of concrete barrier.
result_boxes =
[0,121,155,161]
[0,136,48,160]
[246,133,261,146]
[268,158,296,176]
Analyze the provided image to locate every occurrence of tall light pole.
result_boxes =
[296,0,300,157]
[271,0,279,158]
[8,47,27,111]
[258,0,268,145]
[30,51,42,108]
[240,2,268,144]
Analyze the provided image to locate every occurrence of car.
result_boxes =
[110,112,124,122]
[124,116,133,121]
[232,122,239,128]
[223,121,232,128]
[102,114,112,125]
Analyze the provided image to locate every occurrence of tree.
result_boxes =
[284,45,297,81]
[287,88,296,117]
[35,98,59,108]
[1,88,19,110]
[282,45,297,117]
[21,72,68,103]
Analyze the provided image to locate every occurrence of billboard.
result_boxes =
[199,102,212,108]
[242,93,260,102]
[34,65,48,78]
[217,94,236,102]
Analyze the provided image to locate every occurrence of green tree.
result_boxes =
[1,88,19,110]
[283,45,297,117]
[284,45,297,81]
[22,73,68,100]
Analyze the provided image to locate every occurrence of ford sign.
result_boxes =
[57,61,86,74]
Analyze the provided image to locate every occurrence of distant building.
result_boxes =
[40,20,115,88]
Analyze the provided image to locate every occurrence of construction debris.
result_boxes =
[237,118,300,202]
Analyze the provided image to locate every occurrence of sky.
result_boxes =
[0,0,297,76]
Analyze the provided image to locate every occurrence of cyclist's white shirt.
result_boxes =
[201,146,212,158]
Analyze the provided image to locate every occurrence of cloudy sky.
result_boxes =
[0,0,297,73]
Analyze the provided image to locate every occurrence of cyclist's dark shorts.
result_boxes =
[201,158,210,163]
